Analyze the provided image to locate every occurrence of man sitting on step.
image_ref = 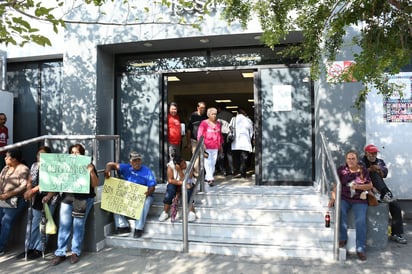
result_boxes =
[360,144,407,244]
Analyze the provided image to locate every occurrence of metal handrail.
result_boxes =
[181,136,205,253]
[0,134,121,171]
[319,132,341,261]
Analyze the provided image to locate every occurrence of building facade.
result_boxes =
[0,1,411,198]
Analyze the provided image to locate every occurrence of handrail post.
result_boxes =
[320,132,341,261]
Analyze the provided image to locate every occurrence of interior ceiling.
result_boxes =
[168,70,255,119]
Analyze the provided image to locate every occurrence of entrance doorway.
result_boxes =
[165,69,256,180]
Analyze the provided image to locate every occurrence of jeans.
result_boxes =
[54,198,94,256]
[163,183,194,205]
[0,197,27,252]
[114,195,153,230]
[340,199,368,253]
[204,149,218,181]
[29,202,57,251]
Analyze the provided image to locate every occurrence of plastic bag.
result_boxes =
[44,203,57,234]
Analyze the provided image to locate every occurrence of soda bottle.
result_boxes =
[325,211,331,227]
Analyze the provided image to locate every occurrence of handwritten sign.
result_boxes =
[39,153,91,193]
[101,177,147,219]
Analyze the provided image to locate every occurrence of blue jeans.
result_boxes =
[54,198,94,256]
[340,199,368,253]
[0,197,27,252]
[29,202,57,251]
[163,183,194,205]
[114,195,153,230]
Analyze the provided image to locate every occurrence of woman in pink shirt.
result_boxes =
[197,107,223,186]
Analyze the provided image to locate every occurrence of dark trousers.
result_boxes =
[369,172,391,199]
[369,171,404,235]
[218,137,234,174]
[232,150,249,177]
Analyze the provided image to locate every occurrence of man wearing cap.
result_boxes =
[105,152,157,238]
[361,144,407,244]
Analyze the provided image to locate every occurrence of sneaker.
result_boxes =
[188,211,196,222]
[133,229,143,238]
[51,256,66,266]
[382,192,395,203]
[113,226,131,236]
[16,250,33,259]
[28,250,42,260]
[390,234,407,244]
[158,211,169,222]
[70,253,80,264]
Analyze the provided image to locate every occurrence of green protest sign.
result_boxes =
[101,177,147,220]
[39,153,91,193]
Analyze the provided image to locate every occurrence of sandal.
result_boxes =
[207,180,214,187]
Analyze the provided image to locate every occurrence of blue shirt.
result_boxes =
[118,163,157,188]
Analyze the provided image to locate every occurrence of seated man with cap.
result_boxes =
[105,151,157,238]
[361,144,407,244]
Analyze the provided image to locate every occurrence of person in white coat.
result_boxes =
[230,107,253,178]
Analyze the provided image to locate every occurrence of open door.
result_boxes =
[255,67,313,185]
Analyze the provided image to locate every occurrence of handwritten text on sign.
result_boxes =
[39,153,91,193]
[101,177,147,220]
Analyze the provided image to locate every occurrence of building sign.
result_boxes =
[101,177,147,220]
[273,85,292,111]
[383,73,412,123]
[39,154,91,193]
[171,0,215,15]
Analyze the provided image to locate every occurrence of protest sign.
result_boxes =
[39,153,91,193]
[101,177,147,219]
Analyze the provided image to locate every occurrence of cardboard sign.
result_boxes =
[39,153,91,193]
[101,177,147,219]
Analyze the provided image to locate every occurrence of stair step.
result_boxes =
[105,185,334,260]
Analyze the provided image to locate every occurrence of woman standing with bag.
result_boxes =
[197,107,223,186]
[51,144,99,265]
[0,148,29,256]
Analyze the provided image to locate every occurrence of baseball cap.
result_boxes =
[129,151,142,160]
[364,144,379,153]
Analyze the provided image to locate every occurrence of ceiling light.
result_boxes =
[199,38,209,43]
[130,62,155,67]
[226,106,238,109]
[167,76,180,82]
[248,99,254,102]
[242,72,254,78]
[215,99,232,103]
[143,42,153,47]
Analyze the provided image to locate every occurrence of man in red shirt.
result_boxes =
[0,113,8,170]
[167,102,182,161]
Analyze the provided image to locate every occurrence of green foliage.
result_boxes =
[214,0,412,109]
[0,0,65,47]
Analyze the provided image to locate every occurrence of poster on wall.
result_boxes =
[273,85,292,111]
[383,73,412,123]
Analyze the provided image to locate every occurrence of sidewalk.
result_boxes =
[1,222,412,274]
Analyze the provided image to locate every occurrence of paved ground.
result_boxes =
[1,221,411,274]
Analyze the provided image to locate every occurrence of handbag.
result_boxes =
[0,196,18,208]
[367,192,379,206]
[226,117,236,143]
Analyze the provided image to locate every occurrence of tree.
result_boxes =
[216,0,412,108]
[1,0,411,108]
[0,0,66,46]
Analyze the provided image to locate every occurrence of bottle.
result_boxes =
[325,211,331,227]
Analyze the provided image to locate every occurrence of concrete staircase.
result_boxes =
[104,180,334,261]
